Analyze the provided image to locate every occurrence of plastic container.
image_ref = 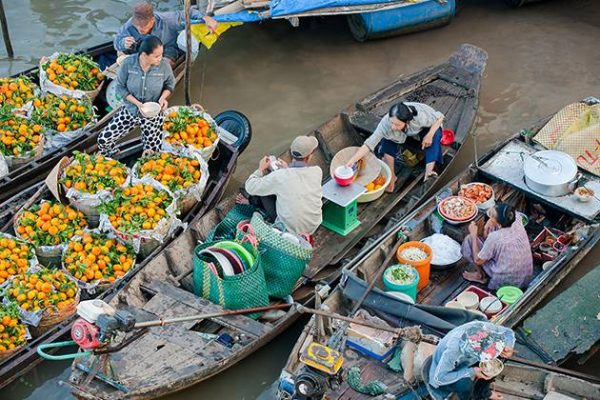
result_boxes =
[334,166,354,186]
[496,286,523,305]
[396,241,432,290]
[357,159,392,203]
[382,264,420,301]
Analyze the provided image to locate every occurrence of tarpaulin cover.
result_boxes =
[270,0,425,17]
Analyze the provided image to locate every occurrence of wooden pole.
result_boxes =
[183,0,192,105]
[0,0,14,58]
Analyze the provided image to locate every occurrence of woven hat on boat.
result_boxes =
[330,146,381,186]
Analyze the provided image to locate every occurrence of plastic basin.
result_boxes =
[357,159,392,203]
[396,241,432,290]
[382,264,420,302]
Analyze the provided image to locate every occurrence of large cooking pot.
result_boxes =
[523,150,579,197]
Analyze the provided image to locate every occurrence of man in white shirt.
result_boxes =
[241,136,323,235]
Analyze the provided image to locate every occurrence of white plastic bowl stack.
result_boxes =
[139,102,161,119]
[456,291,479,310]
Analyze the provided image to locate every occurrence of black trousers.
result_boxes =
[249,195,277,224]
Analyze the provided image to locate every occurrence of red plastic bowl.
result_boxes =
[441,128,455,146]
[334,166,354,186]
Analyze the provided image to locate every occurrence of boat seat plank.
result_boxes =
[522,266,600,363]
[348,111,381,135]
[141,281,270,338]
[142,292,200,330]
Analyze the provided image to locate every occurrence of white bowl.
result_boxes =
[140,102,161,119]
[445,300,466,310]
[479,296,503,314]
[456,291,479,310]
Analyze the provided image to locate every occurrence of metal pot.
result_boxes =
[523,150,579,197]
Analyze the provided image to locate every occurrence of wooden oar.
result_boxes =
[133,303,291,328]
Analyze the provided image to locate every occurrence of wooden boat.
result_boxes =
[347,0,455,42]
[277,98,600,399]
[65,44,487,399]
[0,41,185,203]
[0,110,251,389]
[512,265,600,368]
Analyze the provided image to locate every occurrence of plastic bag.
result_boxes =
[98,176,185,255]
[132,148,209,213]
[39,53,104,101]
[161,105,220,161]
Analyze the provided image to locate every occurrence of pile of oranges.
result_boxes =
[42,53,104,92]
[0,304,27,353]
[16,201,87,247]
[136,152,202,192]
[163,107,218,151]
[0,77,37,108]
[31,94,94,133]
[0,115,44,158]
[365,175,387,192]
[4,268,78,312]
[101,183,172,234]
[63,233,135,284]
[0,235,35,285]
[61,152,128,194]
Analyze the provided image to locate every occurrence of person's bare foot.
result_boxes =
[463,271,487,284]
[490,390,504,400]
[235,193,250,205]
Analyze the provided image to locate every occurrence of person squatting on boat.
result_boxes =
[114,1,218,67]
[98,36,175,157]
[428,321,515,400]
[461,203,533,290]
[346,102,445,192]
[237,136,323,236]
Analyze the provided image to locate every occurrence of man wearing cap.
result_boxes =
[242,136,323,235]
[114,2,218,67]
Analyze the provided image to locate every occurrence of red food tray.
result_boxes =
[452,285,508,317]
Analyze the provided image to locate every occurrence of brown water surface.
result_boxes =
[1,0,599,398]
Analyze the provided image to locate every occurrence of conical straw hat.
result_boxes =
[330,146,382,186]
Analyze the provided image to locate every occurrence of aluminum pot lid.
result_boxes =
[523,150,578,186]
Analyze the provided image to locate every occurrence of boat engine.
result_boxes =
[293,343,344,400]
[71,300,136,350]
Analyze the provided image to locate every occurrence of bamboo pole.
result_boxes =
[0,0,14,58]
[183,0,192,105]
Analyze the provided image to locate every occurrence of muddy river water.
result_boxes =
[1,0,599,398]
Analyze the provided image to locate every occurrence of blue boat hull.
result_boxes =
[347,0,456,41]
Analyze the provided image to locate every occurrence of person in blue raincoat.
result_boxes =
[428,321,515,400]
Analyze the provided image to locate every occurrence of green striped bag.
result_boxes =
[250,213,313,299]
[192,241,269,317]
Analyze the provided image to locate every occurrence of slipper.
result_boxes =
[424,172,438,182]
[463,271,487,284]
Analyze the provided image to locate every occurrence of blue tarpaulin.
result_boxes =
[270,0,423,17]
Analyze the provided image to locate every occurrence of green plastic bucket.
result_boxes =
[382,264,420,302]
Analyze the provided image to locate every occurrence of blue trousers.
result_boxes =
[377,127,444,165]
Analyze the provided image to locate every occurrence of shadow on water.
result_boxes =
[1,0,599,399]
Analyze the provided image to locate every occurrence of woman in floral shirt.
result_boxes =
[428,321,515,400]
